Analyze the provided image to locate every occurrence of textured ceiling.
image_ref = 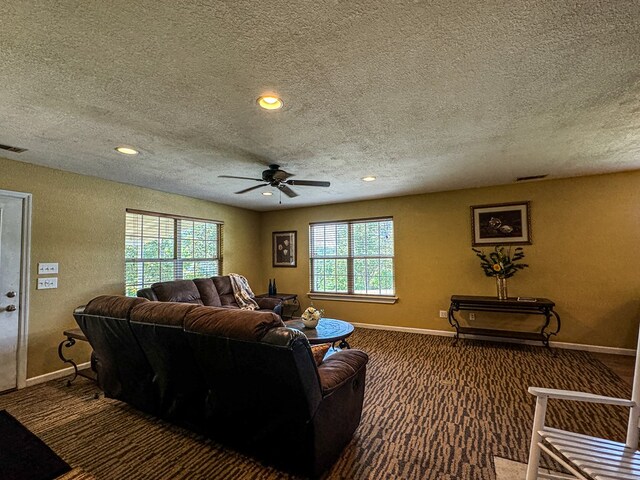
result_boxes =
[1,1,639,211]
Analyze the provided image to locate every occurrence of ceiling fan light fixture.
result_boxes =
[115,146,139,155]
[362,176,376,182]
[257,95,283,110]
[262,191,273,196]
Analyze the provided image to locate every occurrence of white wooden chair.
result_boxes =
[526,328,640,480]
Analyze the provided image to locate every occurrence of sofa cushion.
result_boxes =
[85,295,148,318]
[130,301,198,327]
[185,306,284,342]
[151,280,203,304]
[211,276,238,307]
[193,278,222,307]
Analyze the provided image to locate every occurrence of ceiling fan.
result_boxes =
[219,164,330,198]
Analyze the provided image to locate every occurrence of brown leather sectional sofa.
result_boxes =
[73,295,368,477]
[137,275,283,315]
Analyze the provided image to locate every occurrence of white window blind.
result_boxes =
[125,210,222,296]
[310,217,394,296]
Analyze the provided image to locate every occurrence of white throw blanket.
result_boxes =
[229,273,259,310]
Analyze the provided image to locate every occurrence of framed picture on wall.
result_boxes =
[471,201,531,246]
[272,231,297,267]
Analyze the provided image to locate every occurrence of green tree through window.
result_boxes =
[310,218,394,296]
[125,210,222,296]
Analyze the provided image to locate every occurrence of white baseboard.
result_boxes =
[351,322,636,356]
[25,362,91,387]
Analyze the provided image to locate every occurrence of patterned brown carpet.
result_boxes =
[0,329,631,479]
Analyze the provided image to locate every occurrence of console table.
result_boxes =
[448,295,560,347]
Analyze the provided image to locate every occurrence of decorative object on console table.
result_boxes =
[273,278,277,295]
[471,201,531,246]
[472,245,528,300]
[272,231,297,267]
[495,277,507,300]
[268,279,273,295]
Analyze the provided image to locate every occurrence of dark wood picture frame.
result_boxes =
[471,201,531,246]
[272,231,297,267]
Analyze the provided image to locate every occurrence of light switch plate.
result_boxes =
[38,263,59,274]
[37,277,58,289]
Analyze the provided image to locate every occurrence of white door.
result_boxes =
[0,194,23,392]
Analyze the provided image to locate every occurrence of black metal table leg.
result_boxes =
[541,308,561,348]
[338,339,351,349]
[57,336,78,386]
[448,303,461,345]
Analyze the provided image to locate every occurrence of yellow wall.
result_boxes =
[2,154,639,381]
[260,171,640,350]
[0,157,262,378]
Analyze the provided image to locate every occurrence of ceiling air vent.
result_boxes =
[0,143,28,153]
[516,174,548,182]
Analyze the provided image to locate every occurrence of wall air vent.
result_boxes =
[516,174,548,182]
[0,143,28,153]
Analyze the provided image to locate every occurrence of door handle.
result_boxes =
[4,305,16,312]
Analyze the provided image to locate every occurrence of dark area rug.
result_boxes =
[0,410,71,480]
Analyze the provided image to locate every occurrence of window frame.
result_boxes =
[125,209,223,296]
[308,217,397,304]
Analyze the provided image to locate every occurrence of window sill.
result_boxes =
[307,293,398,304]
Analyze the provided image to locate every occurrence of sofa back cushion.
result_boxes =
[193,278,222,307]
[211,276,238,308]
[184,309,323,448]
[185,306,284,342]
[129,301,206,423]
[151,279,203,304]
[74,295,159,414]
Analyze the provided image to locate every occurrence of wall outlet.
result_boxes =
[439,310,448,318]
[37,277,58,289]
[469,313,476,321]
[38,263,59,274]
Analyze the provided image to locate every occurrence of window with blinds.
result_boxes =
[125,210,222,296]
[310,218,394,296]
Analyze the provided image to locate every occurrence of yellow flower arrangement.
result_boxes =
[472,245,529,278]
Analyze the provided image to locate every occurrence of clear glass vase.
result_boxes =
[496,276,508,300]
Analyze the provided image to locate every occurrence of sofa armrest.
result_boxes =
[137,288,158,301]
[317,349,368,396]
[261,326,307,347]
[309,351,368,476]
[255,296,282,312]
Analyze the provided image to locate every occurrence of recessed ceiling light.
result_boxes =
[262,191,273,196]
[257,95,283,110]
[115,146,139,155]
[362,176,376,182]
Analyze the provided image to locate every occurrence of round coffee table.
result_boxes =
[284,317,354,349]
